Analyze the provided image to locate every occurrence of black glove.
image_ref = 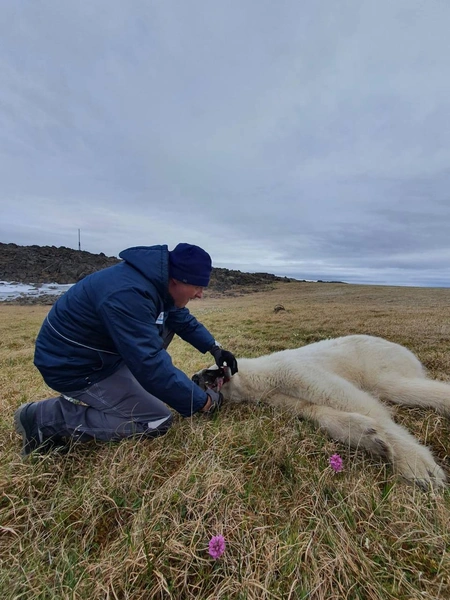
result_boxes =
[210,345,238,375]
[201,388,223,416]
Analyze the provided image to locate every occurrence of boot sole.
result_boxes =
[14,403,37,456]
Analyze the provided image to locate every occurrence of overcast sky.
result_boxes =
[1,1,450,287]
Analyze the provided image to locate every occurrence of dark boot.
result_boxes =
[14,402,65,456]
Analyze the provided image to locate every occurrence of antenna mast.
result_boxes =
[78,229,81,251]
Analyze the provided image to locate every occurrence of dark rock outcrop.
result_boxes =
[0,243,120,284]
[0,243,296,303]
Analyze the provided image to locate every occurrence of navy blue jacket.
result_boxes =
[34,245,215,416]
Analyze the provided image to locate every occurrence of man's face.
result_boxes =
[168,279,204,308]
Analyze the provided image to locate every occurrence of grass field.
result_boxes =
[1,282,450,599]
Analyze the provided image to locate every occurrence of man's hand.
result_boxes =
[200,388,223,415]
[210,345,238,375]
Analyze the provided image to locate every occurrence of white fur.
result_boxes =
[215,335,450,488]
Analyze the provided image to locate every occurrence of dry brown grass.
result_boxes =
[1,282,450,599]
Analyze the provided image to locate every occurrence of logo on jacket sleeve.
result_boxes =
[156,312,165,325]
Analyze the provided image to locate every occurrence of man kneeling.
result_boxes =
[14,243,237,455]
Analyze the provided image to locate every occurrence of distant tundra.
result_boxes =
[194,334,450,488]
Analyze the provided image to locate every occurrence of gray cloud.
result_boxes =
[1,0,450,286]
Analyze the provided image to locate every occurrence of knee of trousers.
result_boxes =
[144,413,174,438]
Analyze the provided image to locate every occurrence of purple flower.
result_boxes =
[329,453,343,473]
[208,535,226,559]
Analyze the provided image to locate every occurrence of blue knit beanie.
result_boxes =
[169,243,212,287]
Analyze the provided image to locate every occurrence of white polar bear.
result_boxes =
[194,335,450,488]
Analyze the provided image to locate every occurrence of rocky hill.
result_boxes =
[0,243,296,301]
[0,243,120,284]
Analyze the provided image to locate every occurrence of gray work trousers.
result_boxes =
[36,330,175,444]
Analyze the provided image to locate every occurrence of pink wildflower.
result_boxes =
[329,453,343,473]
[208,535,226,559]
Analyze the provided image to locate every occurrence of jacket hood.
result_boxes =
[119,245,170,299]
